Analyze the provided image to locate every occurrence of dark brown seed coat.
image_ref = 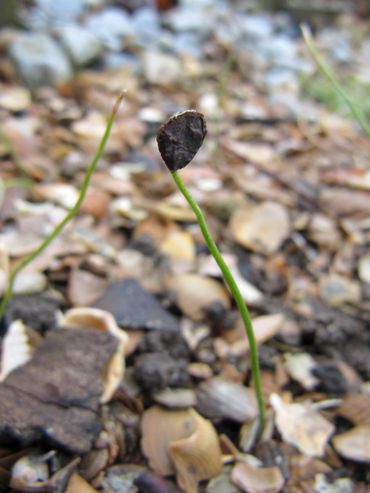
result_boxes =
[156,110,207,172]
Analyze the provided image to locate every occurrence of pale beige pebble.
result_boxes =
[31,183,79,209]
[319,188,370,216]
[230,201,290,255]
[319,274,361,306]
[152,388,197,409]
[160,229,195,265]
[198,254,263,306]
[110,197,148,221]
[72,111,107,139]
[333,424,370,463]
[250,313,285,345]
[13,271,48,295]
[358,254,370,285]
[220,139,276,166]
[284,353,319,391]
[187,362,213,379]
[166,273,230,321]
[68,269,108,307]
[231,461,285,493]
[270,393,334,457]
[0,86,31,111]
[80,188,110,220]
[307,213,341,248]
[230,314,285,355]
[361,381,370,395]
[196,377,258,423]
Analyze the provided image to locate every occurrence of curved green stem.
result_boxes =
[301,25,370,139]
[0,92,125,321]
[172,171,266,433]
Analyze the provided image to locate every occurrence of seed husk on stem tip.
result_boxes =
[156,110,266,433]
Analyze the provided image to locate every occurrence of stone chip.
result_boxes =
[0,328,118,453]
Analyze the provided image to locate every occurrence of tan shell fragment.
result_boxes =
[141,406,198,476]
[333,424,370,463]
[169,410,222,493]
[230,201,290,255]
[61,307,128,403]
[160,229,195,269]
[166,273,230,321]
[141,406,222,492]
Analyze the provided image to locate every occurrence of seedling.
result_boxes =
[301,25,370,139]
[157,110,266,432]
[0,92,125,322]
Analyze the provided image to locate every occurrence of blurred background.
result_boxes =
[0,0,369,109]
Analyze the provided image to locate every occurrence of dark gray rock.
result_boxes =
[0,328,118,453]
[93,278,180,331]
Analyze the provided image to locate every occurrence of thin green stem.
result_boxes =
[0,127,31,179]
[0,92,125,321]
[0,178,34,189]
[301,25,370,139]
[172,171,266,433]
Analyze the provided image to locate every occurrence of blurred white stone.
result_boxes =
[9,33,73,88]
[58,25,103,66]
[142,51,181,85]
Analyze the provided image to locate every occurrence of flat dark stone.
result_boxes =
[93,279,180,332]
[0,328,118,453]
[134,352,191,393]
[0,385,100,454]
[5,294,59,335]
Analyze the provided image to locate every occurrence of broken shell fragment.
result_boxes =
[141,406,222,492]
[141,406,197,476]
[61,307,124,338]
[157,110,207,172]
[0,320,35,382]
[270,393,334,457]
[61,307,128,403]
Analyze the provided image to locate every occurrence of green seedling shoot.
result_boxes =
[0,92,125,322]
[301,25,370,139]
[157,110,266,433]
